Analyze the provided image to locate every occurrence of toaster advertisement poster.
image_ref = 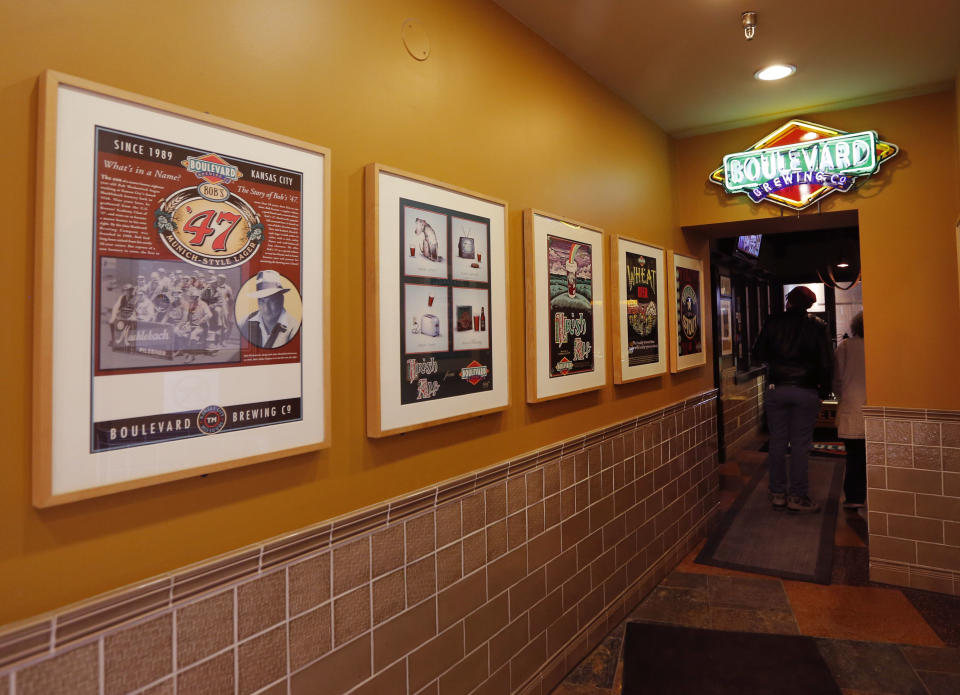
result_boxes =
[624,251,659,366]
[676,265,703,356]
[547,235,594,377]
[400,198,493,404]
[90,127,305,452]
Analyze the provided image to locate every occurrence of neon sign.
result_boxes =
[709,120,898,210]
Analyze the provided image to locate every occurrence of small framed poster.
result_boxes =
[609,236,666,383]
[523,210,606,402]
[33,71,330,507]
[668,251,706,372]
[365,164,510,437]
[719,275,732,297]
[719,297,734,356]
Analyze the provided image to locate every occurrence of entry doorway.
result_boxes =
[681,210,864,461]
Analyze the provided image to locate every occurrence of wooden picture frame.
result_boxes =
[719,275,732,297]
[33,71,331,507]
[365,164,510,437]
[668,251,707,372]
[609,236,667,383]
[719,297,734,356]
[523,209,607,402]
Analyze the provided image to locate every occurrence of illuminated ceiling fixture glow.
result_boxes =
[836,262,850,268]
[755,64,796,81]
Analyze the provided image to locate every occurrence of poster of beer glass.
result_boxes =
[609,237,666,383]
[668,251,707,372]
[33,71,330,506]
[523,210,606,402]
[365,164,510,437]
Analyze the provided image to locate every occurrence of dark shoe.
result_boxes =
[842,501,865,510]
[769,492,787,510]
[787,495,821,514]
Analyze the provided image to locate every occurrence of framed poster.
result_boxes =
[609,236,666,383]
[524,210,606,402]
[365,164,509,437]
[719,298,734,356]
[668,251,706,372]
[33,71,330,507]
[719,275,732,297]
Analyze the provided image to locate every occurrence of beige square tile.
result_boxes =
[177,651,234,695]
[526,469,544,506]
[507,511,526,550]
[917,543,960,572]
[372,525,404,578]
[865,418,884,442]
[437,543,463,591]
[544,461,561,496]
[373,569,405,625]
[507,477,526,514]
[334,586,371,646]
[914,446,943,471]
[16,643,98,695]
[885,444,913,468]
[289,552,331,616]
[944,448,960,473]
[291,635,371,695]
[104,614,172,695]
[177,590,234,667]
[140,678,174,695]
[462,531,486,575]
[406,512,436,562]
[333,537,370,596]
[462,492,485,535]
[373,600,436,671]
[486,520,507,561]
[866,442,885,467]
[913,422,941,447]
[289,603,332,671]
[238,626,286,695]
[528,501,545,538]
[942,422,960,448]
[436,501,462,548]
[238,571,285,639]
[885,420,913,444]
[485,483,507,524]
[407,555,437,606]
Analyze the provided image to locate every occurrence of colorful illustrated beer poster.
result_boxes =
[668,251,706,372]
[610,237,666,383]
[366,165,509,437]
[524,210,606,402]
[546,235,594,378]
[33,73,329,506]
[399,199,493,404]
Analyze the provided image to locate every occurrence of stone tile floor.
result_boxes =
[550,441,960,695]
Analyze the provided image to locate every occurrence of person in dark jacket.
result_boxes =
[754,285,833,513]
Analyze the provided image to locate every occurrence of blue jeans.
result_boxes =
[765,385,820,497]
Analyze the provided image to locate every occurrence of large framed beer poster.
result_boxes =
[33,72,330,506]
[524,210,606,402]
[609,237,666,383]
[365,164,510,437]
[668,251,707,372]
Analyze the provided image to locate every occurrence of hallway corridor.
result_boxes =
[551,439,960,694]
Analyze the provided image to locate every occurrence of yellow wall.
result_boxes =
[0,0,711,624]
[672,92,960,410]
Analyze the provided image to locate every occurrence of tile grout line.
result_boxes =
[98,636,104,695]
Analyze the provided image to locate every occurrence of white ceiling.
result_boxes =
[491,0,960,137]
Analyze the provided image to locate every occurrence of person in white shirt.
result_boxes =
[833,312,866,509]
[240,270,300,349]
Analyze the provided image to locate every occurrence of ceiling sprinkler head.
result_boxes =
[741,11,758,41]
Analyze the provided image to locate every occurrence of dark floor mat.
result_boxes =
[622,622,842,694]
[901,588,960,648]
[695,457,843,583]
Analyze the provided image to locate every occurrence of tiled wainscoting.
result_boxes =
[0,390,719,695]
[864,406,960,595]
[718,368,763,457]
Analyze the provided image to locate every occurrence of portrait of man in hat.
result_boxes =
[238,270,300,349]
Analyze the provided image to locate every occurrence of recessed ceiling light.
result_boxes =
[754,64,796,81]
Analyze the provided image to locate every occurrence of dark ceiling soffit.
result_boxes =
[681,210,858,240]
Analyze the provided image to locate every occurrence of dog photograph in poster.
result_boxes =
[677,265,702,356]
[547,235,594,377]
